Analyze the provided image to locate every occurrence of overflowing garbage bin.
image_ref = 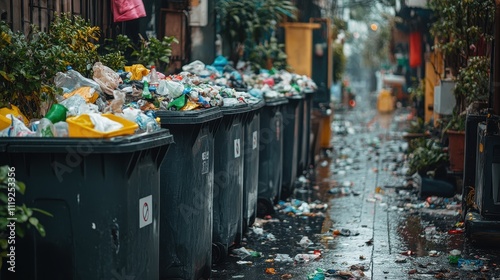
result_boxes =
[281,95,304,200]
[156,108,222,280]
[257,97,288,216]
[212,103,251,263]
[242,100,264,231]
[0,130,173,279]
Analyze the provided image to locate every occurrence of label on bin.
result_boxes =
[234,138,241,158]
[202,151,209,174]
[139,195,153,228]
[252,131,258,150]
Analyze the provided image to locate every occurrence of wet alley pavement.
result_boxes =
[211,89,500,280]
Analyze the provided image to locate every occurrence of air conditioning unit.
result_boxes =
[434,80,456,115]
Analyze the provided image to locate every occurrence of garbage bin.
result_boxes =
[281,95,304,200]
[298,90,314,175]
[156,108,222,280]
[257,97,288,217]
[242,100,264,232]
[0,130,173,280]
[212,103,251,263]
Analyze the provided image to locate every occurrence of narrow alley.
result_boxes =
[211,87,500,280]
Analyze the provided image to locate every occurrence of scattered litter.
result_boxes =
[395,257,407,263]
[333,228,359,236]
[232,247,260,259]
[232,275,244,278]
[294,254,320,262]
[307,268,325,280]
[457,259,483,271]
[274,254,294,263]
[253,227,264,235]
[428,250,439,257]
[359,255,366,260]
[281,273,293,279]
[236,260,252,265]
[266,233,277,241]
[298,236,314,248]
[265,268,276,275]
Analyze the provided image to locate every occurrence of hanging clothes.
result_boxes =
[409,31,422,68]
[112,0,147,23]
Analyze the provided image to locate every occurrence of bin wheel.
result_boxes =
[257,198,275,218]
[212,242,226,264]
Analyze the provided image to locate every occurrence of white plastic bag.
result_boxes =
[93,62,122,95]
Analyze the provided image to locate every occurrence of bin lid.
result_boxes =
[287,94,305,100]
[0,129,174,153]
[264,97,289,106]
[249,99,265,110]
[157,107,222,125]
[220,103,252,115]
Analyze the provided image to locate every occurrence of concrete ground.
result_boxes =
[211,87,500,280]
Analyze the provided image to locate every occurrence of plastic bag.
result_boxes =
[0,114,35,137]
[182,60,206,75]
[105,90,126,113]
[93,62,122,95]
[63,86,100,103]
[164,81,184,98]
[112,0,146,23]
[124,64,150,81]
[61,95,99,117]
[87,113,123,132]
[118,107,142,122]
[54,67,102,94]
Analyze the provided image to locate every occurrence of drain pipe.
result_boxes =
[494,1,500,115]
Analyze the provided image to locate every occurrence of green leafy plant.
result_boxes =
[453,56,490,113]
[0,13,118,119]
[406,117,428,134]
[247,36,288,72]
[429,0,494,74]
[217,0,297,65]
[0,22,62,119]
[131,34,178,72]
[0,166,51,270]
[407,138,449,177]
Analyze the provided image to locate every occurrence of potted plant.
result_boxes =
[247,36,288,72]
[407,138,449,178]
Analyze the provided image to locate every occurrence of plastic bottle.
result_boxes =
[142,80,152,99]
[54,66,102,94]
[149,65,159,88]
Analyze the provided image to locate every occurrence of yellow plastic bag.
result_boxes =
[124,64,150,81]
[0,104,29,127]
[63,86,100,103]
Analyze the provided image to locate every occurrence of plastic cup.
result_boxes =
[45,104,68,123]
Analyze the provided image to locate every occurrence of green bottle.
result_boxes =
[167,95,186,110]
[142,80,152,99]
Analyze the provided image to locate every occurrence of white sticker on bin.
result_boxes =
[139,195,153,228]
[234,138,241,158]
[202,151,209,174]
[252,131,258,150]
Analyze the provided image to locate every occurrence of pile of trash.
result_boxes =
[1,58,317,138]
